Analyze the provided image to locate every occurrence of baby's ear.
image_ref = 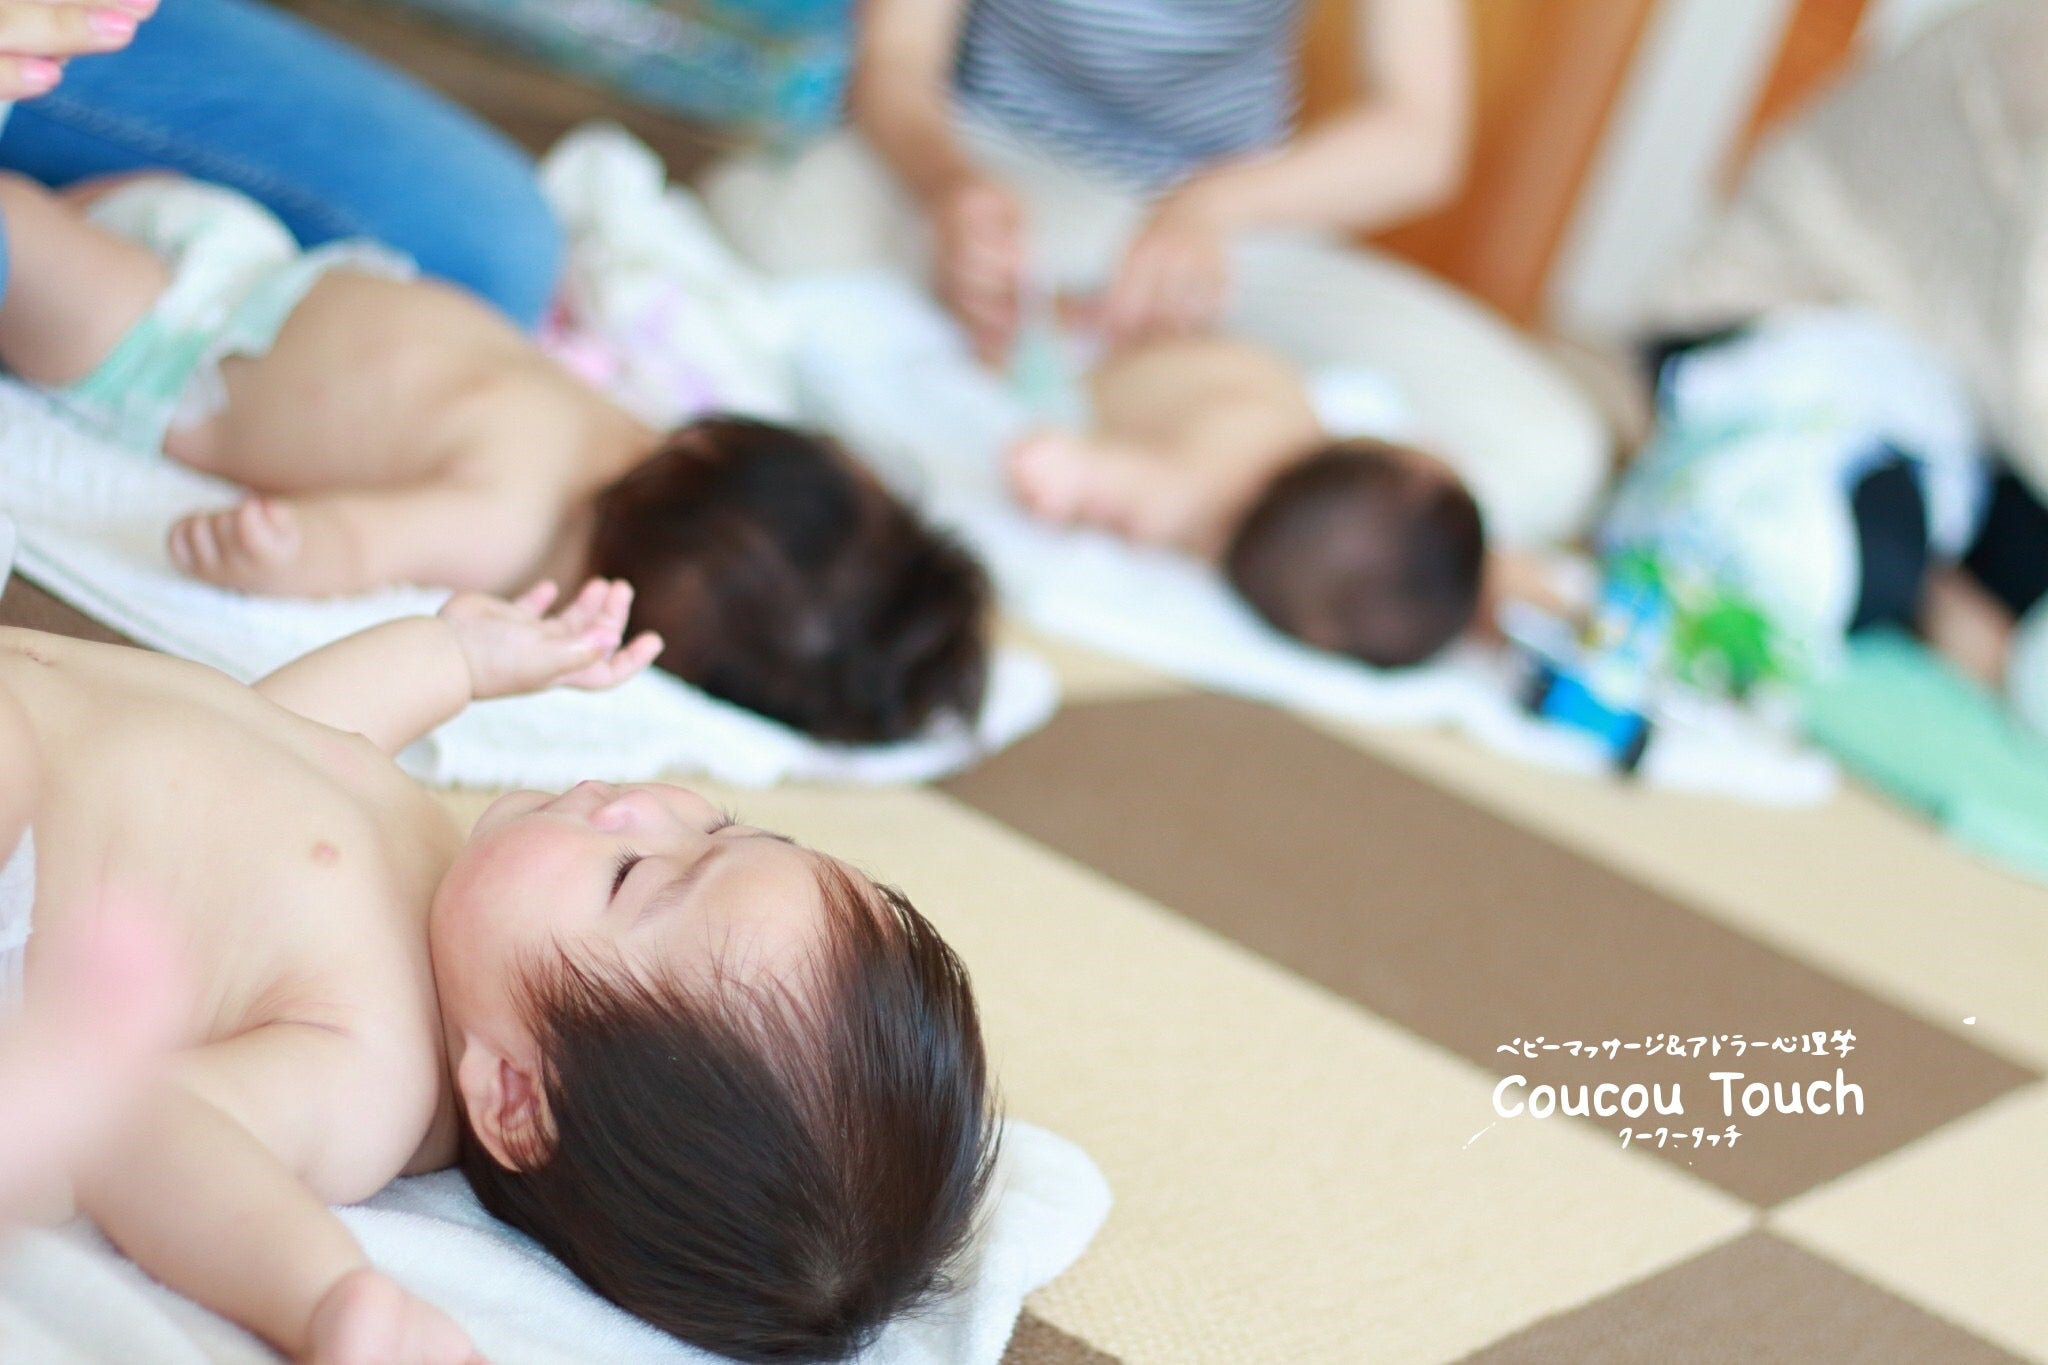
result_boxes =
[455,1039,554,1170]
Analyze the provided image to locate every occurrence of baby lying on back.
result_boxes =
[0,581,995,1363]
[1005,334,1540,668]
[0,172,988,743]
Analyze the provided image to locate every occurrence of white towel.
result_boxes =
[0,382,1056,789]
[0,1119,1109,1365]
[780,271,1837,807]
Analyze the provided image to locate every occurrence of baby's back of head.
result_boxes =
[462,862,996,1363]
[1225,438,1485,667]
[588,417,992,743]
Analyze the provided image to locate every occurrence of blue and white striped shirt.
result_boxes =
[953,0,1308,189]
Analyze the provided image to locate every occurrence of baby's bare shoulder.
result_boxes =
[176,1000,445,1203]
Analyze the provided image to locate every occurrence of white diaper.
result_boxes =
[0,829,33,1015]
[52,177,414,454]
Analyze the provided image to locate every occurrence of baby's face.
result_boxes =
[430,782,828,1041]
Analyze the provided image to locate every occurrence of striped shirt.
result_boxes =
[953,0,1307,189]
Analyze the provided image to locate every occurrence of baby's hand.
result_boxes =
[305,1267,484,1365]
[439,578,662,702]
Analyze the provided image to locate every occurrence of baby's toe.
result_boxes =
[1006,432,1085,519]
[234,498,298,564]
[167,512,222,578]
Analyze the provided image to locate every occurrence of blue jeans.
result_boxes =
[0,0,560,328]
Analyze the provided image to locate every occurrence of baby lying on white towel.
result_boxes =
[0,578,1032,1362]
[784,273,1837,805]
[0,1122,1106,1365]
[0,169,1000,751]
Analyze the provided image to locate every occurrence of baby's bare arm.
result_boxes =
[0,173,168,387]
[256,580,658,754]
[256,616,475,755]
[74,1028,394,1359]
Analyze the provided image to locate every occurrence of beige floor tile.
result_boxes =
[646,781,1754,1364]
[1772,1082,2048,1361]
[1313,719,2048,1072]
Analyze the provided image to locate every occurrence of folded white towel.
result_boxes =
[0,379,1056,789]
[780,271,1837,807]
[0,1119,1109,1364]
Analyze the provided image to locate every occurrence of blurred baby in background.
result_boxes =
[0,172,990,743]
[1005,331,1557,668]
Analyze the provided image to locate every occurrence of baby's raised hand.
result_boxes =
[306,1267,485,1365]
[438,578,662,701]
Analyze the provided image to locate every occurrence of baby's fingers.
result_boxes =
[561,631,662,691]
[513,580,559,617]
[549,577,615,634]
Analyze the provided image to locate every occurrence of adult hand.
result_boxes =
[1101,184,1233,347]
[0,0,156,100]
[927,171,1027,365]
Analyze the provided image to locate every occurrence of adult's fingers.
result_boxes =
[0,54,61,99]
[0,1,147,61]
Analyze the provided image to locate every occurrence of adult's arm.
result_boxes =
[846,0,979,208]
[848,0,1028,361]
[1103,0,1471,342]
[1182,0,1472,237]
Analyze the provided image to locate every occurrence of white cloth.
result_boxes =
[784,271,1835,806]
[0,1119,1109,1365]
[0,525,26,1015]
[0,829,30,1017]
[0,379,1057,789]
[2010,598,2048,741]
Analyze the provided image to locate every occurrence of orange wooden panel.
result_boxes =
[1724,0,1870,181]
[1301,0,1654,327]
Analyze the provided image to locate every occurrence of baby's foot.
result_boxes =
[167,495,302,592]
[1005,429,1196,546]
[1005,430,1100,524]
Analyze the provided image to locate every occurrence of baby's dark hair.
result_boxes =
[460,860,998,1363]
[1225,438,1485,667]
[588,416,992,743]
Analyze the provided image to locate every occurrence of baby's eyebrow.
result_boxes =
[644,832,791,920]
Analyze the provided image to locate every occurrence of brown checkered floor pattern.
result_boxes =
[8,576,2042,1361]
[18,5,2048,1357]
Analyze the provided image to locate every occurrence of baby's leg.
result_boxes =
[0,173,169,386]
[1006,335,1322,553]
